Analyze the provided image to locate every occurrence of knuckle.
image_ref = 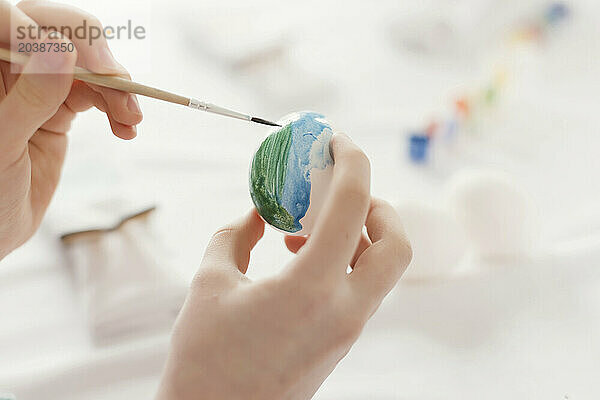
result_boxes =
[210,226,235,242]
[82,13,104,29]
[190,268,213,290]
[16,76,53,110]
[190,267,229,292]
[389,234,413,269]
[16,0,38,10]
[202,224,242,261]
[59,36,75,48]
[208,223,242,248]
[371,197,391,210]
[49,36,78,60]
[344,148,371,171]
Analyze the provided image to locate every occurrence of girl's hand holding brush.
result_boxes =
[0,0,142,259]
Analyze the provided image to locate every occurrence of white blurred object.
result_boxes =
[446,169,540,260]
[236,58,337,111]
[8,335,169,400]
[179,2,336,110]
[178,2,291,69]
[388,0,540,59]
[61,208,186,345]
[396,202,467,281]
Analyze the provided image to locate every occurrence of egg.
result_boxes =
[249,111,334,235]
[446,169,540,259]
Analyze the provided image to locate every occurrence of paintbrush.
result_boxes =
[0,47,280,127]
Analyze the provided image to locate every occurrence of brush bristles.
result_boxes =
[251,117,281,127]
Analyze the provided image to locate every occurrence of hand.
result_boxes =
[0,0,143,259]
[156,134,412,400]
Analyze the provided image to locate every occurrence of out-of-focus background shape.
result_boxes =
[1,0,599,398]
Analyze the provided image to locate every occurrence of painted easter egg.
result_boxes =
[249,111,334,235]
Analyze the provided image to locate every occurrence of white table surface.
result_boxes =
[1,0,599,398]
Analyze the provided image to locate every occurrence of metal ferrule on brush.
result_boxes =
[188,98,250,122]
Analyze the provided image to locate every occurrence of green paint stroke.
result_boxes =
[250,123,297,232]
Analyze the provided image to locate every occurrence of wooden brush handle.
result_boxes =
[0,47,189,106]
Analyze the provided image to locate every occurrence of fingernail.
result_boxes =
[97,47,121,72]
[330,133,350,161]
[334,132,352,142]
[127,95,141,115]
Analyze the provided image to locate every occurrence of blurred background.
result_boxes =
[1,0,599,398]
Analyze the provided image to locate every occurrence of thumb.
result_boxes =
[201,209,265,275]
[0,35,77,156]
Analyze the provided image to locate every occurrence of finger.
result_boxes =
[39,103,76,134]
[1,62,9,98]
[0,34,76,164]
[87,84,142,127]
[284,235,308,254]
[107,114,137,140]
[349,232,371,268]
[64,80,103,112]
[285,233,371,269]
[0,0,37,45]
[28,128,68,216]
[16,1,120,74]
[0,0,33,97]
[349,199,412,315]
[17,1,143,128]
[0,61,22,96]
[65,80,137,139]
[294,133,371,276]
[201,209,265,276]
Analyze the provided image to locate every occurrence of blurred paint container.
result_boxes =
[408,133,430,163]
[61,208,187,345]
[545,3,569,24]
